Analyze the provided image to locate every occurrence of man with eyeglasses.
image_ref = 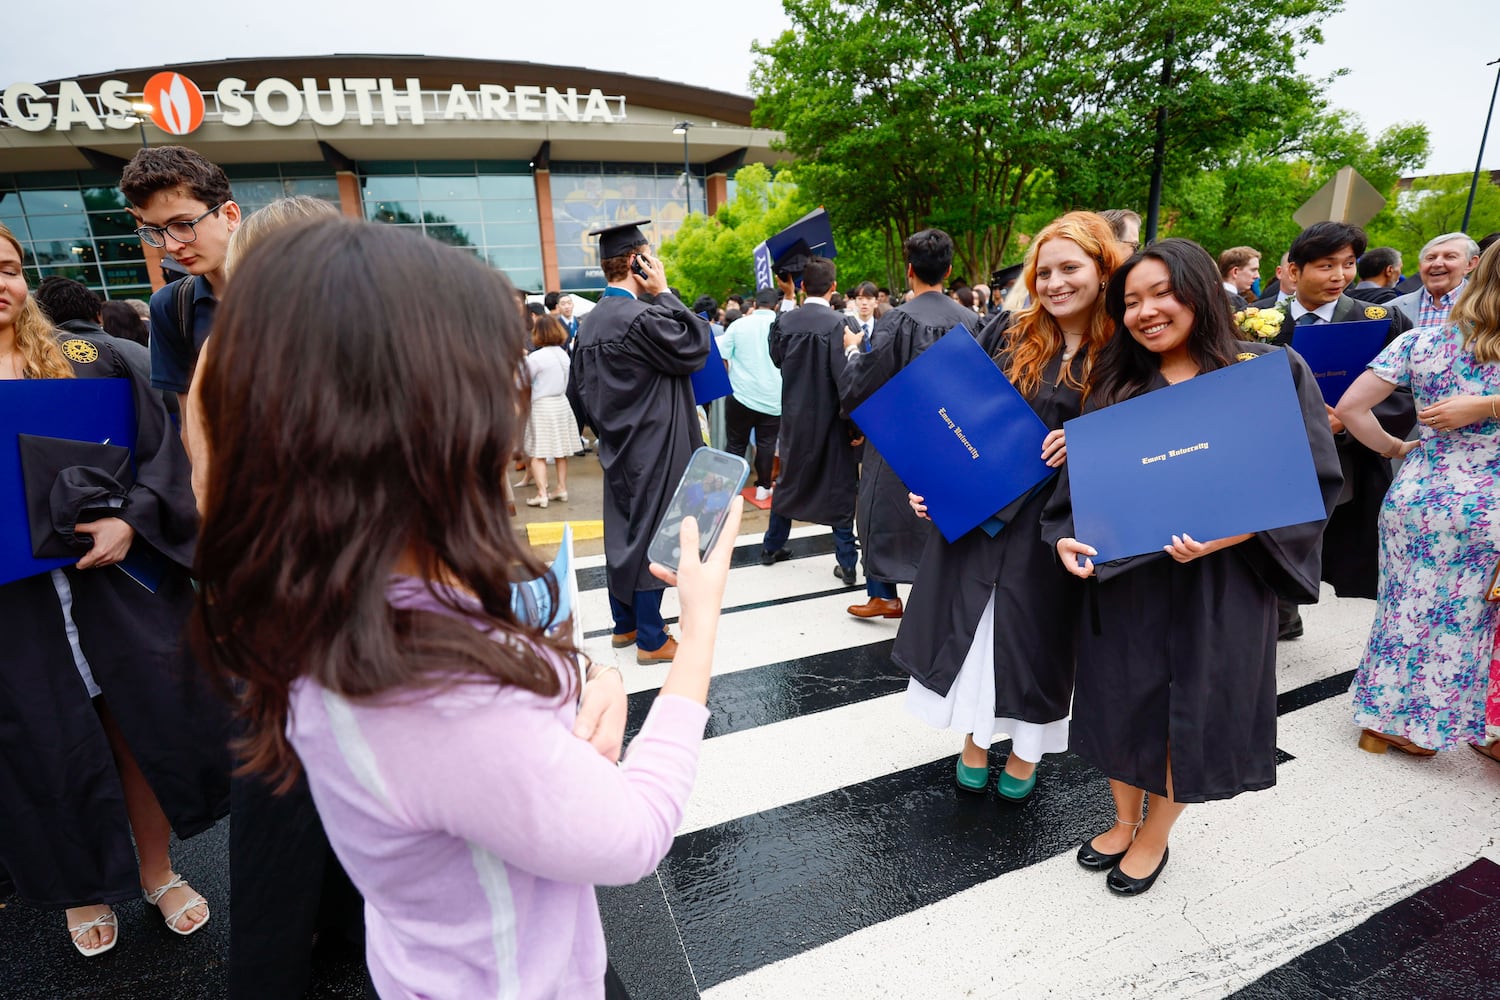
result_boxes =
[119,146,241,410]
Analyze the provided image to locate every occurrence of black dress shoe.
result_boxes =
[1076,837,1129,872]
[834,565,856,586]
[1106,846,1169,896]
[760,548,791,566]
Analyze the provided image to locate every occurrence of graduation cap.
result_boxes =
[588,219,652,259]
[17,434,133,559]
[991,264,1023,289]
[754,208,836,289]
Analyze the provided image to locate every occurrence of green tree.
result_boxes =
[1164,114,1429,257]
[1367,173,1500,264]
[658,164,892,303]
[752,0,1343,279]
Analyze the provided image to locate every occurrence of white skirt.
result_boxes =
[903,588,1069,763]
[525,393,581,459]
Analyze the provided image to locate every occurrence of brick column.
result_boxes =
[335,170,362,219]
[534,168,560,291]
[707,173,729,216]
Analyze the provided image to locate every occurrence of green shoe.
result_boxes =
[955,756,989,793]
[997,766,1038,802]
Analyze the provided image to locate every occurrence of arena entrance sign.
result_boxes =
[1,72,627,134]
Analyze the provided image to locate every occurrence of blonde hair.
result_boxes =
[1449,241,1500,365]
[1003,212,1128,398]
[226,196,340,272]
[0,223,75,380]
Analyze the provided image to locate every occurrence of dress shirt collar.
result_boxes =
[1288,296,1338,323]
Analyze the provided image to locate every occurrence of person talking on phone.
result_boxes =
[568,220,714,664]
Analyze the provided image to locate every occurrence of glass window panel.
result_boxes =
[361,175,420,201]
[281,178,338,201]
[418,199,483,223]
[39,263,101,285]
[367,201,421,225]
[0,210,28,240]
[83,187,130,212]
[20,189,85,215]
[418,175,480,200]
[499,266,543,290]
[233,180,286,207]
[553,241,596,269]
[424,223,482,248]
[359,161,417,176]
[484,246,539,270]
[477,174,535,200]
[103,285,153,302]
[88,211,138,238]
[483,221,540,247]
[280,162,335,178]
[24,241,78,265]
[483,199,537,224]
[95,237,147,263]
[26,214,90,241]
[100,262,150,288]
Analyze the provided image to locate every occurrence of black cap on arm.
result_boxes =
[589,219,652,258]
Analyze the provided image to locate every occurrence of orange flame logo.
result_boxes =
[143,72,206,135]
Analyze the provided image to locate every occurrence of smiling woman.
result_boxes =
[1044,238,1343,897]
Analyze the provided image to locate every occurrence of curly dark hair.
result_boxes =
[120,145,233,210]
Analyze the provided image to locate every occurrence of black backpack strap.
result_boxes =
[173,275,196,350]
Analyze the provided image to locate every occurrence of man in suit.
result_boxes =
[1389,232,1480,328]
[1271,221,1414,639]
[1253,251,1295,307]
[850,281,879,343]
[1218,245,1260,312]
[1348,246,1403,304]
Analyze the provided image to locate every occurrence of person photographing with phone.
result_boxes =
[568,220,714,664]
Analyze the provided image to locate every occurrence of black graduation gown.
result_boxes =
[894,347,1083,723]
[1272,295,1415,598]
[0,335,230,909]
[1039,342,1344,802]
[768,302,860,525]
[837,291,990,583]
[568,290,711,603]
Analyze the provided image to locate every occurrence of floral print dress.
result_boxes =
[1351,324,1500,750]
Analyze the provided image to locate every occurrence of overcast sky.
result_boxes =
[4,0,1495,176]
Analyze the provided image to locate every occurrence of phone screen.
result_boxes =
[647,448,751,573]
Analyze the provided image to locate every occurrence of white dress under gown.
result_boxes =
[903,588,1070,762]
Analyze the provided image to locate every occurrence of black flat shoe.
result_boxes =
[1107,846,1169,896]
[1076,837,1129,872]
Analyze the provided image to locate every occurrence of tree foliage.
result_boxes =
[658,163,894,302]
[749,0,1440,280]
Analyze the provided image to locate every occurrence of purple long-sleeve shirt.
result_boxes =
[286,577,709,999]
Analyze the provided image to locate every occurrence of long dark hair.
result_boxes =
[193,218,572,790]
[1091,238,1242,407]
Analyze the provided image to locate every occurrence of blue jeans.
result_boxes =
[865,578,897,599]
[608,589,667,650]
[763,513,857,571]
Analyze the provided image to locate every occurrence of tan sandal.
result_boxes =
[144,873,210,936]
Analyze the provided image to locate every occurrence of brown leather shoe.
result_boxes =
[610,631,637,649]
[847,597,903,619]
[637,635,678,664]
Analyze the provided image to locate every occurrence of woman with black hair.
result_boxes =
[1043,239,1343,896]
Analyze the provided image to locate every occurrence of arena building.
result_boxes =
[0,55,787,299]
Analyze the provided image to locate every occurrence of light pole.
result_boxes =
[128,101,153,148]
[1462,58,1500,234]
[673,121,693,215]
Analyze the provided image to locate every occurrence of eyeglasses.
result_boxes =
[133,204,222,248]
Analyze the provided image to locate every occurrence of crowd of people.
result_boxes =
[0,138,1495,999]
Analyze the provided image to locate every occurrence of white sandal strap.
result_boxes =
[144,872,187,905]
[144,872,208,928]
[70,911,117,942]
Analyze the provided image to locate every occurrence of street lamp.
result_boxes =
[673,121,692,215]
[126,101,153,148]
[1462,58,1500,233]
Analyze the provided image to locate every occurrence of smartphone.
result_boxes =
[631,252,651,281]
[647,448,751,573]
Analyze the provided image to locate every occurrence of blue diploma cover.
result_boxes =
[754,208,837,290]
[691,334,733,405]
[0,378,136,586]
[849,326,1053,543]
[1291,318,1390,406]
[1064,350,1326,563]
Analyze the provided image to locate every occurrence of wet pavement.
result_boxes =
[4,508,1499,998]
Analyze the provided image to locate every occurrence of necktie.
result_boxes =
[1295,312,1321,326]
